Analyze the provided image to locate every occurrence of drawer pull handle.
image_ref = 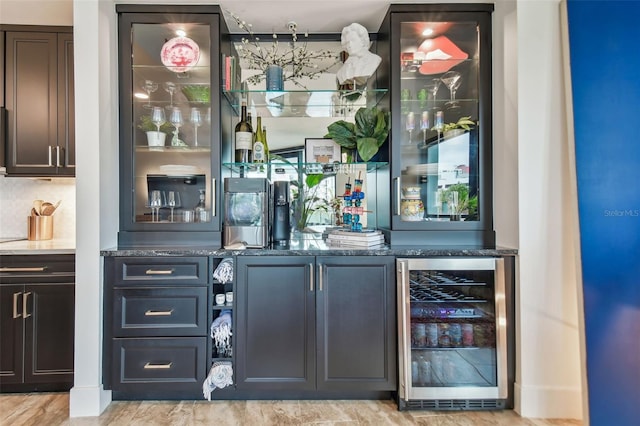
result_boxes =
[145,268,175,275]
[144,362,172,369]
[13,292,22,319]
[0,267,47,272]
[144,309,174,316]
[23,292,32,319]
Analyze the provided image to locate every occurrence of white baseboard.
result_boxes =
[514,382,583,419]
[69,385,112,417]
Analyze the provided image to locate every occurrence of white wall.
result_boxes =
[515,0,583,419]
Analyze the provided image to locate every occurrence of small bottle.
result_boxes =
[194,189,207,222]
[234,99,252,163]
[252,116,267,163]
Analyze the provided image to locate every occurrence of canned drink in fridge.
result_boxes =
[449,323,462,347]
[462,323,474,347]
[418,357,431,385]
[438,323,451,347]
[411,323,427,347]
[426,323,439,347]
[411,360,419,385]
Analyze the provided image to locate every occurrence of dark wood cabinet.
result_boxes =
[3,27,74,176]
[103,255,211,399]
[0,255,75,392]
[235,255,396,394]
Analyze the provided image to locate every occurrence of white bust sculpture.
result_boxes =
[336,23,382,85]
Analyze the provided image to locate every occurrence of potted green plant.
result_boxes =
[434,116,476,139]
[138,115,173,147]
[324,106,389,162]
[441,183,478,221]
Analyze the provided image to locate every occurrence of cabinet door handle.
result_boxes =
[394,177,401,216]
[211,178,216,217]
[145,268,175,275]
[145,309,174,316]
[144,362,172,369]
[13,292,22,319]
[318,265,323,292]
[22,291,32,319]
[309,263,314,291]
[0,266,47,272]
[56,146,63,167]
[48,146,53,167]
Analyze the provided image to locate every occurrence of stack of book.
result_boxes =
[326,229,385,249]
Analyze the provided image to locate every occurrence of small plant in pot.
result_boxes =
[441,183,478,221]
[138,115,173,147]
[433,116,476,139]
[324,106,389,162]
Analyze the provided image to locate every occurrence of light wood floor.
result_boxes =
[0,393,583,425]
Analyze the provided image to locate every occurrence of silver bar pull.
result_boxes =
[494,258,509,399]
[394,177,401,216]
[13,292,22,319]
[318,265,323,292]
[48,146,53,167]
[143,362,172,369]
[22,291,32,319]
[398,261,411,400]
[56,146,62,167]
[309,263,314,291]
[0,267,47,272]
[145,268,175,275]
[145,309,174,316]
[211,178,216,217]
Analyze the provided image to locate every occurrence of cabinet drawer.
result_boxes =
[0,254,75,284]
[111,337,206,392]
[113,257,208,286]
[113,287,207,337]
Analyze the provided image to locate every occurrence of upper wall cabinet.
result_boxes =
[3,27,74,177]
[376,4,495,246]
[116,5,231,248]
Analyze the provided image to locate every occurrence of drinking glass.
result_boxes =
[441,71,462,108]
[190,107,202,147]
[150,107,165,132]
[164,82,177,109]
[426,78,441,108]
[169,108,183,146]
[405,111,415,143]
[142,80,158,108]
[149,190,163,222]
[420,111,430,142]
[167,191,181,222]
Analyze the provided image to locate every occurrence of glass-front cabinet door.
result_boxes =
[117,5,227,247]
[379,5,494,246]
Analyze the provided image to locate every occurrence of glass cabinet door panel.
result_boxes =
[398,19,481,224]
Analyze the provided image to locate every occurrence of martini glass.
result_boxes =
[426,78,441,108]
[441,71,462,109]
[190,107,202,147]
[164,82,177,110]
[142,80,158,108]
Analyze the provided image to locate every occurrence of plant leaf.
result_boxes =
[325,121,356,149]
[305,173,324,188]
[356,137,379,162]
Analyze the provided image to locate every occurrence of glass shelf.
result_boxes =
[222,88,388,118]
[135,145,211,153]
[223,162,388,176]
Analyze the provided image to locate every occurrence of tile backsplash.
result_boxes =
[0,177,76,240]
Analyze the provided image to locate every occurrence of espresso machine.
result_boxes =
[223,178,269,248]
[271,180,291,246]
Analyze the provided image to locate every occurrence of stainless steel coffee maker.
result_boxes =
[223,178,269,248]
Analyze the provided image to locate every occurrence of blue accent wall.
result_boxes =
[567,1,640,425]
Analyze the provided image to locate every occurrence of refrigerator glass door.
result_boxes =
[397,258,507,402]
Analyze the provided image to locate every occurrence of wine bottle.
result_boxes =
[252,116,267,163]
[234,100,252,163]
[262,125,269,162]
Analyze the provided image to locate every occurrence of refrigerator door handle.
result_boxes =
[494,258,509,399]
[397,260,411,401]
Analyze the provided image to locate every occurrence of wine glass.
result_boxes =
[164,82,177,109]
[441,71,462,108]
[420,111,430,142]
[190,107,202,147]
[405,111,415,143]
[169,108,183,146]
[426,78,441,108]
[167,191,181,222]
[142,80,158,108]
[150,190,163,222]
[150,107,165,132]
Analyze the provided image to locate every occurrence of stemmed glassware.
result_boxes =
[420,111,430,143]
[142,80,158,108]
[163,82,177,109]
[405,111,415,143]
[150,107,165,132]
[441,71,462,109]
[190,107,202,147]
[167,191,181,222]
[169,108,183,146]
[426,78,441,108]
[149,190,163,222]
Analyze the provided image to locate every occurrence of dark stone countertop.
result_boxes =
[101,236,517,257]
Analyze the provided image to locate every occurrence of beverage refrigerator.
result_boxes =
[396,257,514,410]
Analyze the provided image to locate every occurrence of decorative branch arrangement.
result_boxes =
[227,10,339,87]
